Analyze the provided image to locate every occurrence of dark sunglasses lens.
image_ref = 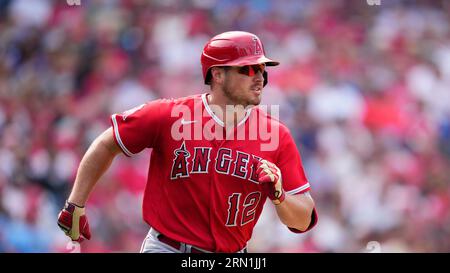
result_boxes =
[252,64,264,74]
[238,66,250,75]
[238,65,264,76]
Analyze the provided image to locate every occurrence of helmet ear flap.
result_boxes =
[263,70,268,87]
[205,70,212,85]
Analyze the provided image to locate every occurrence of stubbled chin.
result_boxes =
[248,96,261,106]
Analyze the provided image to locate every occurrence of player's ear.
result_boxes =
[210,67,226,85]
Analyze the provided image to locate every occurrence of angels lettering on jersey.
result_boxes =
[171,141,262,183]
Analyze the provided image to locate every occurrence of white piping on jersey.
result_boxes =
[202,93,224,127]
[111,114,134,157]
[286,183,310,195]
[201,93,252,128]
[238,108,252,127]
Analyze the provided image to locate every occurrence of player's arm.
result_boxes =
[58,100,164,241]
[273,192,315,231]
[57,127,121,241]
[68,127,121,206]
[255,159,316,231]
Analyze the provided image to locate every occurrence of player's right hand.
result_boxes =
[254,159,286,205]
[57,201,91,242]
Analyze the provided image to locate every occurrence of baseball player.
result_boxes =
[57,31,317,253]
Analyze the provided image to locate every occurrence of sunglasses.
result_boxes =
[236,64,266,77]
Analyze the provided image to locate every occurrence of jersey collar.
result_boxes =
[201,93,253,128]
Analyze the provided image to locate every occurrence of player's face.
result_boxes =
[222,64,265,107]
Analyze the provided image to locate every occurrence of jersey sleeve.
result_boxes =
[110,99,166,157]
[276,127,310,194]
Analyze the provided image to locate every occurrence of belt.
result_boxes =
[157,233,211,253]
[151,228,247,253]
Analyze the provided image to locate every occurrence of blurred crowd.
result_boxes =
[1,0,449,252]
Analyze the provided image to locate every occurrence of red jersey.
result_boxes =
[110,93,316,252]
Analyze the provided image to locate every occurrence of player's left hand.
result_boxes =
[254,159,285,205]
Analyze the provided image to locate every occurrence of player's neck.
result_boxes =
[206,92,248,127]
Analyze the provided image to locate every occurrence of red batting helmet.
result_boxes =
[201,31,280,86]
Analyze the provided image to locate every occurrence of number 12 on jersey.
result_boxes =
[225,192,261,226]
